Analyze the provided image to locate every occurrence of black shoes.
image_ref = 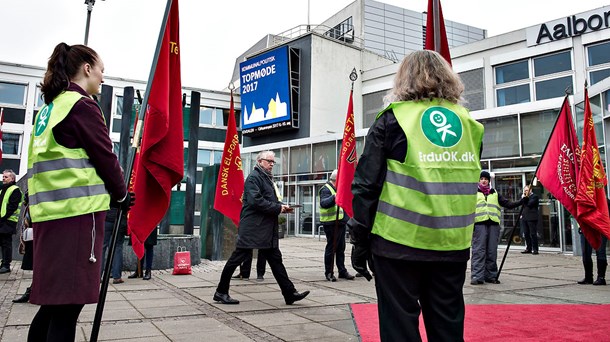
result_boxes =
[0,267,10,274]
[232,274,249,280]
[339,272,356,280]
[325,273,337,282]
[532,251,539,255]
[143,270,151,280]
[521,250,532,254]
[470,279,484,285]
[257,275,264,281]
[213,291,240,304]
[128,271,141,279]
[577,278,594,284]
[593,277,607,286]
[285,290,310,305]
[12,287,31,303]
[486,278,501,284]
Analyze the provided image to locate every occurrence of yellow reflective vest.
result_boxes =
[0,185,22,222]
[475,192,501,224]
[319,183,344,223]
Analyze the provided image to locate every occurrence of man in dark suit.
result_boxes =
[521,184,540,255]
[213,151,310,305]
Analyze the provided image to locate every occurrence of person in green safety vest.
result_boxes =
[0,169,22,274]
[471,170,524,285]
[348,50,484,342]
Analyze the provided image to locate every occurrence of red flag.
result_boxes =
[335,90,357,218]
[425,0,452,65]
[213,90,244,226]
[576,86,610,250]
[127,0,183,259]
[535,95,580,218]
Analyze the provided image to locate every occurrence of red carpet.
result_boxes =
[350,303,610,341]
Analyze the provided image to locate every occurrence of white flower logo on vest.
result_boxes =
[421,106,463,148]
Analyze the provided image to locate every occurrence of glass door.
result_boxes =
[494,173,524,246]
[297,185,314,236]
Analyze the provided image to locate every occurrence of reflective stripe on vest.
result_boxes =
[319,183,344,222]
[0,185,21,222]
[27,91,110,222]
[371,99,484,251]
[475,192,501,224]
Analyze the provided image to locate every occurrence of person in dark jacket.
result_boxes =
[213,150,310,305]
[101,207,128,283]
[0,169,22,274]
[521,184,540,254]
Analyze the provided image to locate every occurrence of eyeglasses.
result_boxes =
[261,158,276,165]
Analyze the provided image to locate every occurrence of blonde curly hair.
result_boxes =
[384,50,464,105]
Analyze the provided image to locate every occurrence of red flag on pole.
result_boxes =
[575,85,610,250]
[535,95,580,217]
[335,89,357,218]
[127,0,183,259]
[425,0,452,65]
[213,90,244,226]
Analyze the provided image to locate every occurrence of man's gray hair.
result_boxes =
[2,169,16,181]
[256,150,275,161]
[330,169,338,181]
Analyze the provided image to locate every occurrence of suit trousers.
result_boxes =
[523,219,539,252]
[323,223,347,276]
[0,233,12,268]
[239,249,267,278]
[217,247,296,297]
[372,254,467,342]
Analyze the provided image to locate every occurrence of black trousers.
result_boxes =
[0,233,12,268]
[523,219,539,252]
[323,223,347,276]
[28,304,84,342]
[373,254,467,342]
[217,247,296,297]
[239,249,267,277]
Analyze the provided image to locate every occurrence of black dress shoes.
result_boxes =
[232,274,248,280]
[285,290,310,305]
[0,267,10,274]
[339,272,356,280]
[213,291,240,304]
[521,250,532,254]
[577,278,594,284]
[325,273,337,282]
[485,278,501,284]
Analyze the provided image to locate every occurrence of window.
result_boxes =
[363,90,386,128]
[2,133,21,155]
[479,116,520,158]
[460,68,485,111]
[35,87,45,108]
[289,145,311,174]
[587,41,610,85]
[312,141,337,173]
[494,51,574,106]
[197,149,212,166]
[198,106,239,128]
[521,109,558,155]
[0,82,27,106]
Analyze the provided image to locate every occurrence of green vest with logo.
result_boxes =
[1,185,22,222]
[371,99,484,251]
[475,192,501,224]
[319,183,345,222]
[27,91,110,222]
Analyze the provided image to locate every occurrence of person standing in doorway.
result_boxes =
[319,169,354,281]
[348,50,484,341]
[521,184,540,255]
[471,171,524,285]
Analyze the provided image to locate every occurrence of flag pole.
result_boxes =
[432,0,441,53]
[497,91,573,280]
[90,0,173,340]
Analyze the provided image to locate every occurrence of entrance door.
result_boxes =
[494,174,523,245]
[297,185,315,236]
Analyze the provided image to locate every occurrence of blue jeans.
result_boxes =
[102,221,125,279]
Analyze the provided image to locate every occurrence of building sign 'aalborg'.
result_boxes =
[527,6,610,46]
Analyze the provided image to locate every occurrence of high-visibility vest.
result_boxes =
[371,99,484,251]
[0,185,21,222]
[27,91,110,222]
[319,183,344,222]
[475,192,501,224]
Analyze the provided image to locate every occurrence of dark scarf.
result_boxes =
[255,164,274,183]
[478,182,491,196]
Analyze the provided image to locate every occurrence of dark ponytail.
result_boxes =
[40,43,100,104]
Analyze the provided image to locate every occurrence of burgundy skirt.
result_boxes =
[30,211,106,305]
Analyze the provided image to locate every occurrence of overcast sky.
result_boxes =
[0,0,608,91]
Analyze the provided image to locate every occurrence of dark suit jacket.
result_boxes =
[235,166,282,249]
[522,193,539,221]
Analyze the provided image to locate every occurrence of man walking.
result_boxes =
[0,169,22,274]
[319,169,355,281]
[213,151,310,305]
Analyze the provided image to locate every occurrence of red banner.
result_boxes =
[535,95,580,218]
[335,90,357,218]
[425,0,452,65]
[213,90,244,226]
[576,86,610,250]
[128,0,183,259]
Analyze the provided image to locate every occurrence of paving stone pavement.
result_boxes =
[0,237,609,341]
